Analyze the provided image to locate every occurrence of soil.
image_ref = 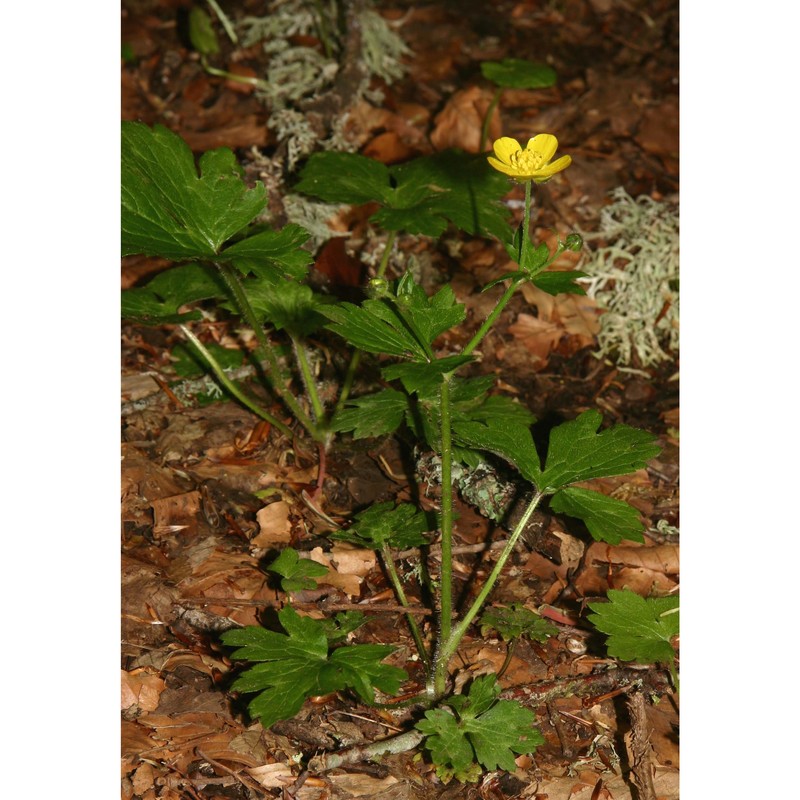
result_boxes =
[121,2,679,798]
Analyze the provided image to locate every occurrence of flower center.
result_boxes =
[510,149,545,172]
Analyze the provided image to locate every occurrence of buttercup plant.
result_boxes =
[121,124,677,781]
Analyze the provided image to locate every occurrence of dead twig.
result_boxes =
[625,689,658,800]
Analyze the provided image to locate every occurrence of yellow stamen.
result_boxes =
[510,149,544,171]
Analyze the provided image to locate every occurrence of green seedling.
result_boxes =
[480,604,559,679]
[122,124,674,780]
[266,546,329,592]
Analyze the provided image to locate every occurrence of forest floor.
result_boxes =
[121,1,679,798]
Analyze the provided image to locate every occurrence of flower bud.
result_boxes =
[564,233,583,252]
[367,277,389,298]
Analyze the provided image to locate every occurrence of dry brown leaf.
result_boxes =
[252,500,293,546]
[430,86,501,153]
[328,773,399,796]
[582,539,678,575]
[121,719,161,759]
[121,669,166,713]
[308,544,376,597]
[247,762,295,790]
[507,312,564,364]
[362,130,415,164]
[150,490,201,537]
[555,293,601,341]
[131,761,155,796]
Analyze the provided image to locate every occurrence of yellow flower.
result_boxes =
[487,134,572,183]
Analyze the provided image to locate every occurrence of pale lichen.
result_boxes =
[579,187,679,368]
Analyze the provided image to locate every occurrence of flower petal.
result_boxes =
[492,137,522,164]
[531,154,572,182]
[487,156,518,177]
[526,134,559,163]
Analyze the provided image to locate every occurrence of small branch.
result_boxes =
[502,665,671,710]
[626,689,658,800]
[307,729,425,773]
[304,666,671,775]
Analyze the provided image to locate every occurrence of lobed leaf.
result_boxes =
[221,607,407,729]
[480,604,558,642]
[382,355,473,395]
[295,149,511,240]
[587,589,679,667]
[536,409,661,491]
[331,389,410,439]
[331,502,434,550]
[294,151,392,205]
[549,487,645,544]
[266,547,329,592]
[243,273,335,337]
[121,262,226,324]
[218,224,314,281]
[122,122,266,260]
[417,675,544,779]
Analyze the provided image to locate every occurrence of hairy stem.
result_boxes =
[430,377,455,698]
[179,325,294,438]
[380,544,431,671]
[462,277,522,357]
[437,490,545,673]
[291,334,326,426]
[462,181,534,356]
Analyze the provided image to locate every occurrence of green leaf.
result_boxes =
[464,698,544,772]
[331,389,410,439]
[243,273,335,336]
[587,589,679,668]
[446,673,500,719]
[451,416,540,483]
[533,270,588,296]
[549,487,645,544]
[329,644,407,702]
[536,410,661,492]
[417,675,544,779]
[383,150,512,240]
[322,299,428,359]
[188,6,220,55]
[480,58,557,89]
[416,709,476,774]
[323,273,467,360]
[316,612,367,645]
[395,279,466,348]
[295,149,512,240]
[219,224,314,281]
[382,355,473,395]
[221,607,407,729]
[266,547,329,592]
[480,604,558,642]
[294,151,392,205]
[331,502,434,550]
[122,122,266,260]
[121,262,226,323]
